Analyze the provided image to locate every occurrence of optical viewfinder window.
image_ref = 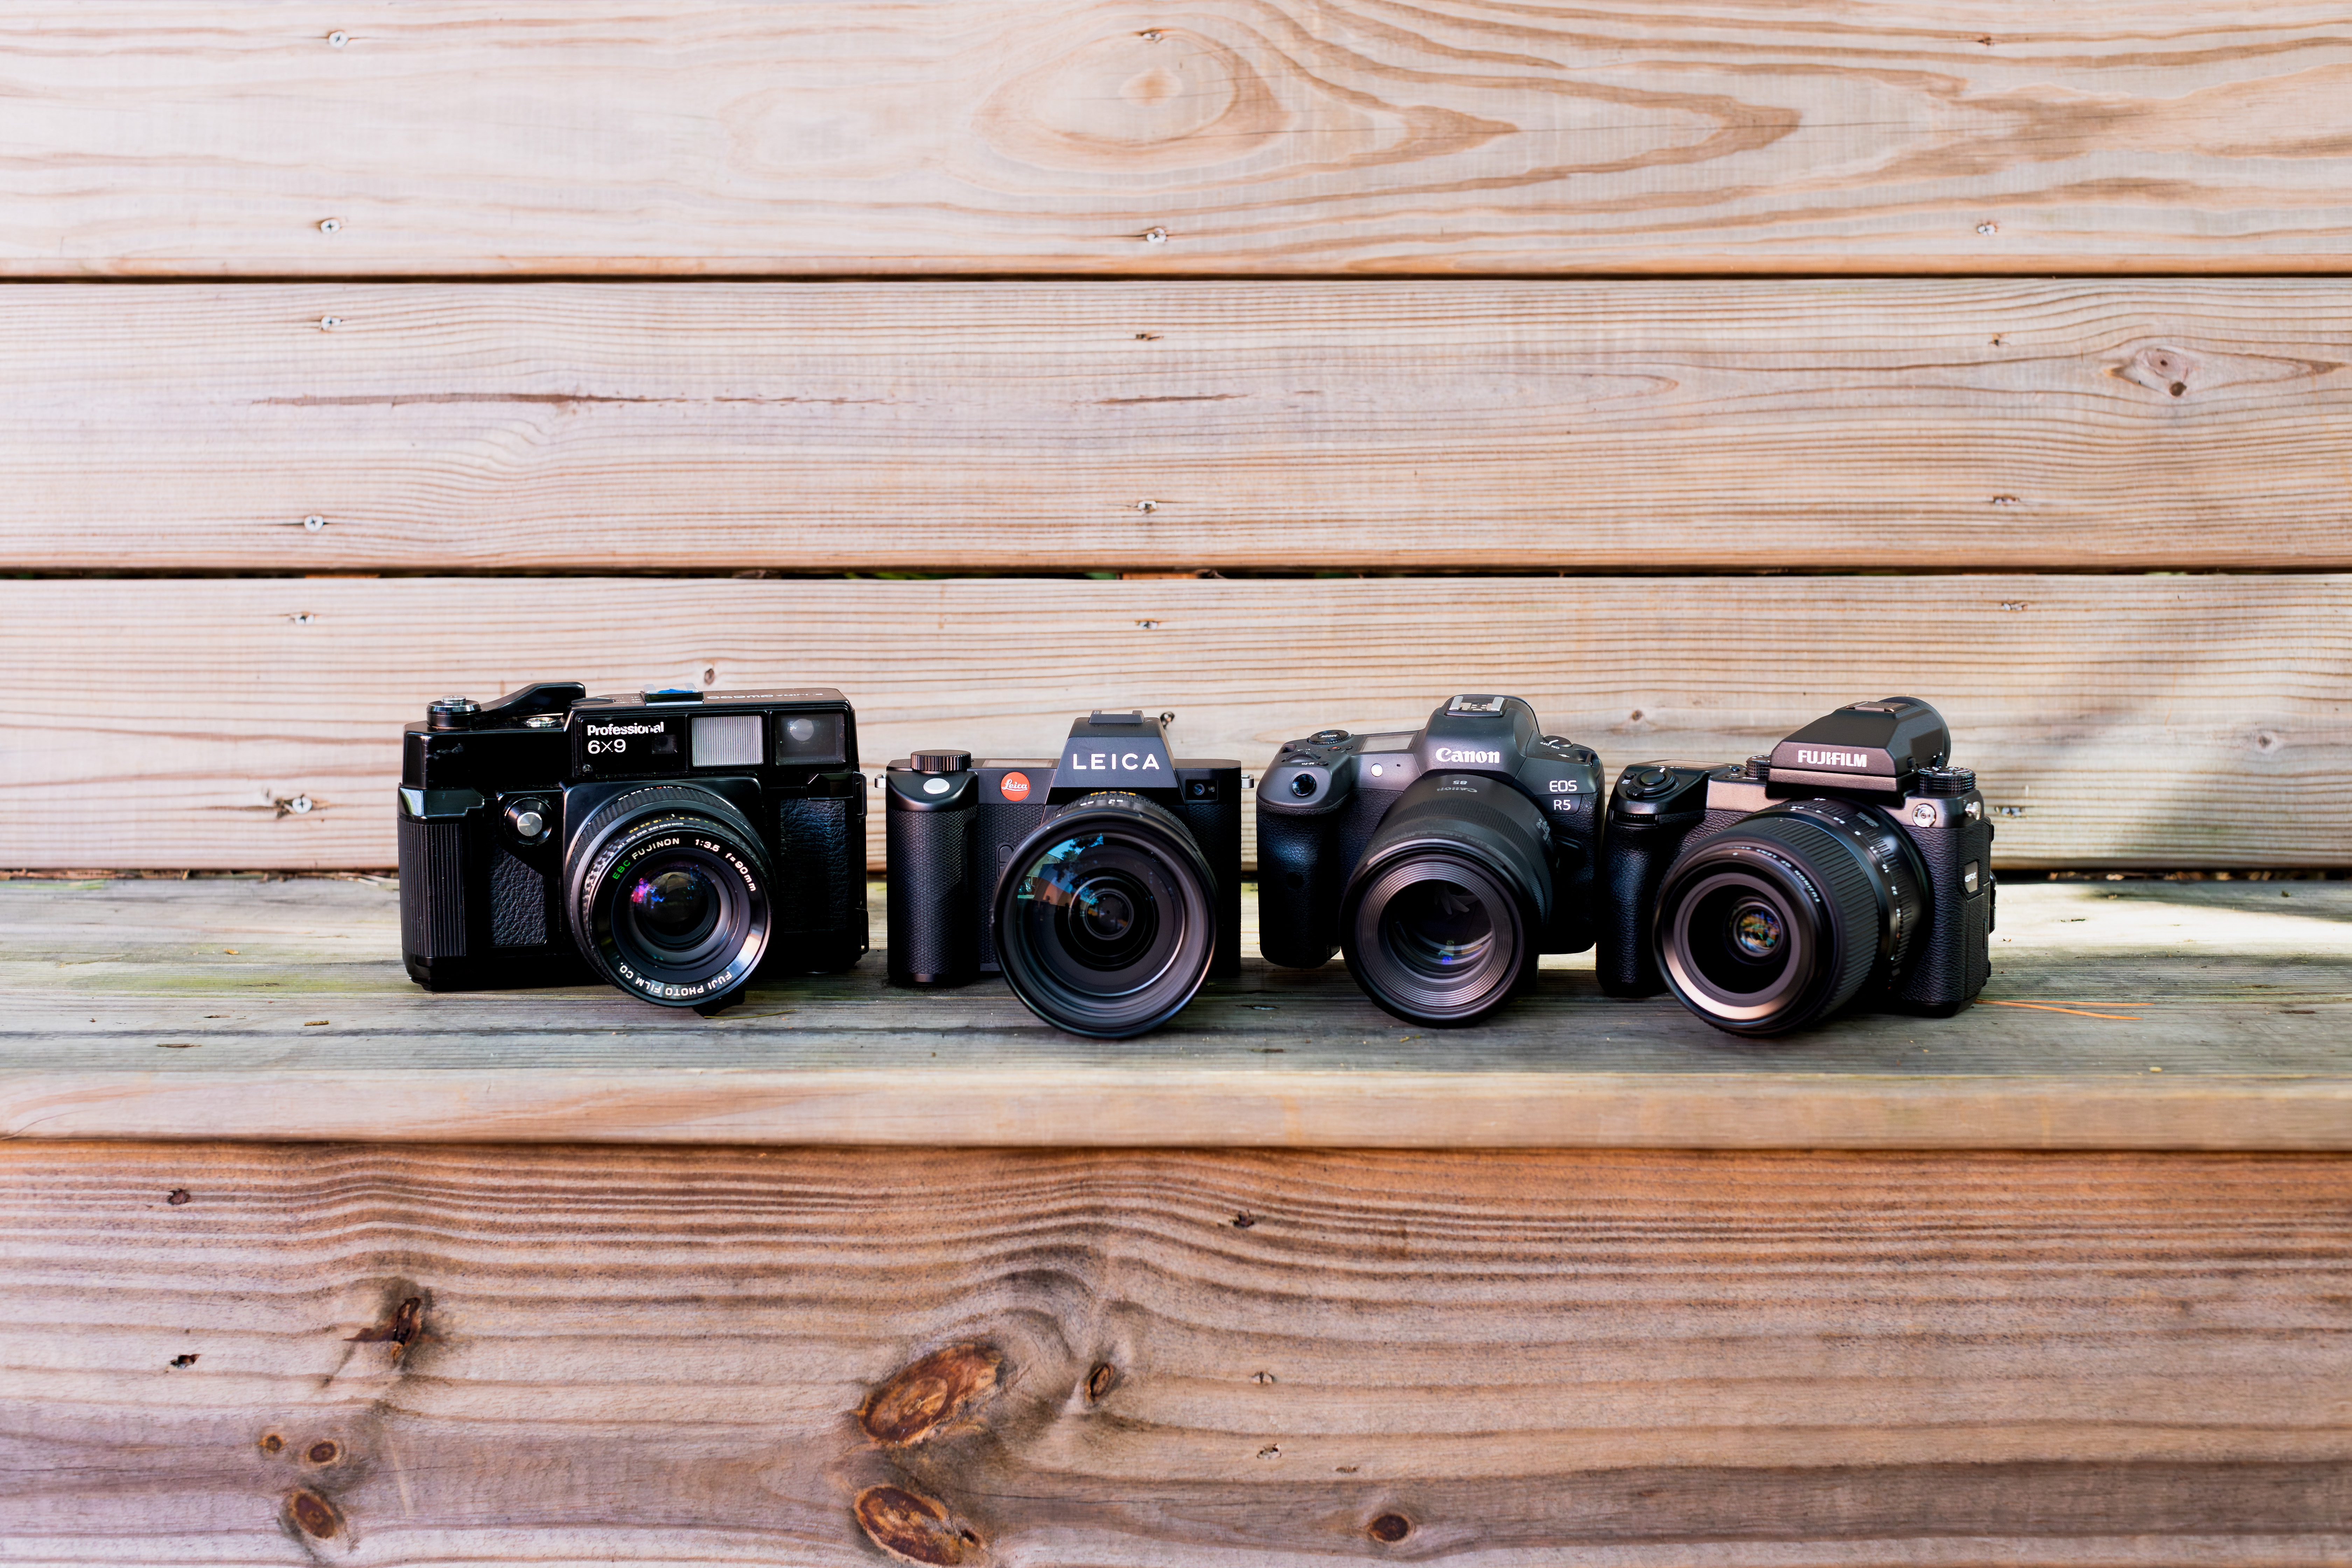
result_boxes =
[773,712,842,763]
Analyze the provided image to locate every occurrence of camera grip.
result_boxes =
[1595,814,1693,997]
[1256,807,1343,969]
[886,795,977,985]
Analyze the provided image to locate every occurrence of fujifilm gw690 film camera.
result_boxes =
[1600,697,1993,1036]
[1257,695,1603,1025]
[398,682,867,1013]
[884,710,1241,1038]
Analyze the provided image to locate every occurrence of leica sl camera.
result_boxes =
[1600,697,1993,1035]
[398,682,867,1013]
[884,710,1241,1038]
[1257,695,1604,1025]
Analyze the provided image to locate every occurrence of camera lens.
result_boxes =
[568,785,773,1008]
[994,793,1216,1038]
[1654,802,1923,1036]
[1339,772,1549,1025]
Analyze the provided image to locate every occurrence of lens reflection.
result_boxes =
[1382,879,1494,977]
[1687,882,1794,996]
[630,866,720,950]
[1730,898,1783,960]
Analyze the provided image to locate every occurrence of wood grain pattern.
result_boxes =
[4,280,2348,573]
[10,3,2352,276]
[2,1141,2347,1563]
[5,877,2349,1149]
[2,575,2346,870]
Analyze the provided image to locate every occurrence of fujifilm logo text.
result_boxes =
[1433,747,1502,764]
[1798,749,1871,768]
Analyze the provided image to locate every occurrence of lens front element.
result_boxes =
[625,864,722,951]
[570,786,774,1007]
[995,794,1216,1038]
[1383,878,1496,978]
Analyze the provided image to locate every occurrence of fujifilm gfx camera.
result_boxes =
[398,682,867,1013]
[884,711,1241,1038]
[1600,697,1993,1036]
[1258,696,1603,1025]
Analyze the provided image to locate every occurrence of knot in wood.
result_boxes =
[1368,1512,1414,1543]
[860,1343,1003,1446]
[1085,1361,1117,1403]
[305,1440,340,1465]
[853,1485,986,1567]
[286,1489,341,1539]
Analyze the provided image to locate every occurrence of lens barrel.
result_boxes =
[1339,772,1550,1025]
[567,785,774,1007]
[993,792,1217,1038]
[1652,802,1923,1036]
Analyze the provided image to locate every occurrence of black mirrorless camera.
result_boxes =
[884,710,1241,1038]
[398,682,867,1013]
[1600,697,1993,1035]
[1257,695,1604,1024]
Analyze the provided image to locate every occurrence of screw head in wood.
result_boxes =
[1135,499,1157,513]
[1976,222,1998,235]
[1142,227,1168,244]
[318,316,342,330]
[327,30,349,47]
[303,515,326,531]
[318,218,342,234]
[288,796,314,814]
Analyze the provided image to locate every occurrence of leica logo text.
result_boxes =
[1065,751,1164,772]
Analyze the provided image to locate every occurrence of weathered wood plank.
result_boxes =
[1,1141,2346,1563]
[9,4,2352,276]
[4,877,2348,1149]
[2,575,2346,870]
[4,281,2348,573]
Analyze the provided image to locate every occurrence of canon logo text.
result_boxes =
[1432,747,1503,764]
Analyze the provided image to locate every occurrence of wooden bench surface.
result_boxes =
[7,876,2346,1150]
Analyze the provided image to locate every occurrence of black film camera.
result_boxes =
[1599,697,1993,1035]
[1257,695,1604,1024]
[398,682,867,1013]
[884,710,1241,1038]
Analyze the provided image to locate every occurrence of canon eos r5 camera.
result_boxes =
[1258,695,1603,1025]
[1600,697,1993,1036]
[884,710,1241,1038]
[398,682,867,1013]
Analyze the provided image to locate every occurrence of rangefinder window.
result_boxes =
[397,681,867,1013]
[691,713,763,769]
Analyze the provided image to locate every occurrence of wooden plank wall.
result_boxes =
[3,1,2347,873]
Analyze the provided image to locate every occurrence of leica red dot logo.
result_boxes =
[1000,771,1032,802]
